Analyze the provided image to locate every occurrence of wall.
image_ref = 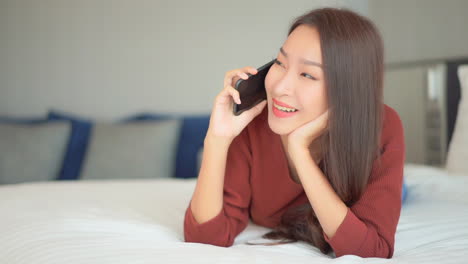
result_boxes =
[369,0,468,64]
[0,0,368,120]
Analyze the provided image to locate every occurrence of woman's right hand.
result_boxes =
[206,66,268,142]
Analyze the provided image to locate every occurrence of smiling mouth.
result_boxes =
[273,103,298,112]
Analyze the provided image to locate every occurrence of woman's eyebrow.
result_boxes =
[280,47,323,68]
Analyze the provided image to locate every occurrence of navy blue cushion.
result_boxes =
[175,115,210,179]
[47,110,93,180]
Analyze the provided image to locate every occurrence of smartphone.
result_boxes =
[233,59,275,116]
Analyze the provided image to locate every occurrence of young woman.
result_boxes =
[183,7,405,259]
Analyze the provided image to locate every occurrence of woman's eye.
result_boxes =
[273,58,316,80]
[301,73,316,80]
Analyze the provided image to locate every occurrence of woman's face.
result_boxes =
[265,25,328,135]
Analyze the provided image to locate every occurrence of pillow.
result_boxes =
[175,115,210,178]
[122,113,210,179]
[47,110,93,180]
[47,109,210,180]
[445,65,468,175]
[0,122,70,184]
[80,120,182,180]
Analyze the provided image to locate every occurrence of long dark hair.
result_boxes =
[246,7,385,254]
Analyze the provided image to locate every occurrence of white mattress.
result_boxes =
[0,163,467,263]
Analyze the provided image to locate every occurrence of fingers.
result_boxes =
[224,66,258,88]
[216,83,241,105]
[305,109,329,133]
[227,85,242,105]
[216,66,259,107]
[320,110,329,125]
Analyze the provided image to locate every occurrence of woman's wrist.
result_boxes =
[204,132,233,149]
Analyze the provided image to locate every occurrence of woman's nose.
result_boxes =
[273,71,295,94]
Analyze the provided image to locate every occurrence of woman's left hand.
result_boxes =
[287,109,329,155]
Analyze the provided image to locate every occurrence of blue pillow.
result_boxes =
[47,110,93,180]
[175,115,210,179]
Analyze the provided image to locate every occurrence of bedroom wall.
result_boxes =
[0,0,368,120]
[369,0,468,64]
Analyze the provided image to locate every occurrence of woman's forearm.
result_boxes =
[189,135,232,225]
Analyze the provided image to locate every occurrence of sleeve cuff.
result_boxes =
[185,202,225,227]
[184,201,228,245]
[323,207,368,257]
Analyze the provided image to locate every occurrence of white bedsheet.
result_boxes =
[0,163,467,263]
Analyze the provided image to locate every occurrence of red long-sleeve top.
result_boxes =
[184,104,405,258]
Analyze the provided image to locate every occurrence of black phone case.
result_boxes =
[233,59,275,116]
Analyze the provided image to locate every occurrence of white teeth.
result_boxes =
[274,103,297,112]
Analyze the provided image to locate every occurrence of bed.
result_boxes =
[1,59,468,263]
[0,163,467,263]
